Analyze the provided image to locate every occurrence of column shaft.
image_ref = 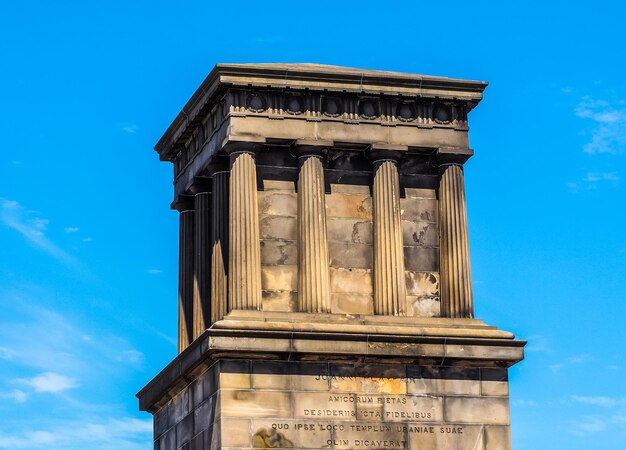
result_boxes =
[193,192,210,339]
[211,172,229,322]
[439,164,474,318]
[178,209,194,352]
[297,156,331,312]
[373,161,406,315]
[228,152,262,310]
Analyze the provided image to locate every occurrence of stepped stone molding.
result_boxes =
[371,154,406,315]
[210,171,229,323]
[228,151,262,311]
[296,148,331,313]
[439,163,474,318]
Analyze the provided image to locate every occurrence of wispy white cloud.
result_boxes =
[2,389,28,403]
[0,198,77,266]
[0,417,151,449]
[512,399,537,407]
[576,96,626,154]
[147,268,162,275]
[15,372,78,394]
[64,227,79,233]
[82,237,93,242]
[567,171,619,193]
[120,124,139,134]
[572,395,626,408]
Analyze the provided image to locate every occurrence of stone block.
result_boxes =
[219,418,251,447]
[258,191,297,217]
[484,425,511,450]
[405,271,439,296]
[262,290,297,312]
[402,221,439,247]
[176,413,194,447]
[219,389,292,418]
[404,246,439,272]
[331,293,374,315]
[329,242,373,268]
[259,216,296,240]
[407,296,440,317]
[327,217,373,244]
[481,369,509,397]
[260,240,297,265]
[262,179,295,192]
[194,397,215,436]
[325,193,372,219]
[159,427,176,450]
[400,197,438,222]
[444,397,510,424]
[330,183,370,195]
[330,268,373,294]
[404,188,436,199]
[261,265,297,291]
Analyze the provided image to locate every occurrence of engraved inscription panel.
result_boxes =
[216,364,511,450]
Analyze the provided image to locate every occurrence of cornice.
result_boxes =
[155,63,488,163]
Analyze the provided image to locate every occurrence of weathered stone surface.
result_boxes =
[400,197,438,222]
[327,217,373,244]
[405,271,439,296]
[326,193,372,219]
[404,247,439,272]
[329,242,373,268]
[407,296,440,317]
[402,221,439,247]
[261,290,297,312]
[331,293,374,315]
[330,268,373,294]
[444,397,510,425]
[484,425,511,450]
[219,389,292,418]
[330,183,370,195]
[261,265,297,291]
[258,191,297,217]
[404,187,436,199]
[259,216,297,240]
[260,240,297,265]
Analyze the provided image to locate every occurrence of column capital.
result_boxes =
[366,145,406,166]
[205,155,230,176]
[434,146,474,166]
[188,176,211,195]
[290,139,333,159]
[171,195,195,212]
[222,140,262,159]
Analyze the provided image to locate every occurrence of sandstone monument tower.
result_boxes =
[137,63,525,450]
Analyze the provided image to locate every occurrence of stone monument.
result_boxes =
[137,63,525,450]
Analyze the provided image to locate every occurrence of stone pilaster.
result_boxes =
[439,163,474,318]
[192,184,211,339]
[228,149,262,311]
[295,146,331,313]
[371,152,406,316]
[174,197,194,353]
[211,169,229,323]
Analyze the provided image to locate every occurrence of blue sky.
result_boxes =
[1,1,625,448]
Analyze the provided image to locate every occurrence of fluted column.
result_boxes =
[439,163,474,318]
[228,149,262,311]
[371,154,406,315]
[211,170,229,322]
[175,197,194,353]
[192,187,211,339]
[295,147,331,313]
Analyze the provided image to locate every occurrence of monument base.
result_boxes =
[138,315,524,450]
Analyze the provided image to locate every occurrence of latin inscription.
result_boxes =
[270,422,465,448]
